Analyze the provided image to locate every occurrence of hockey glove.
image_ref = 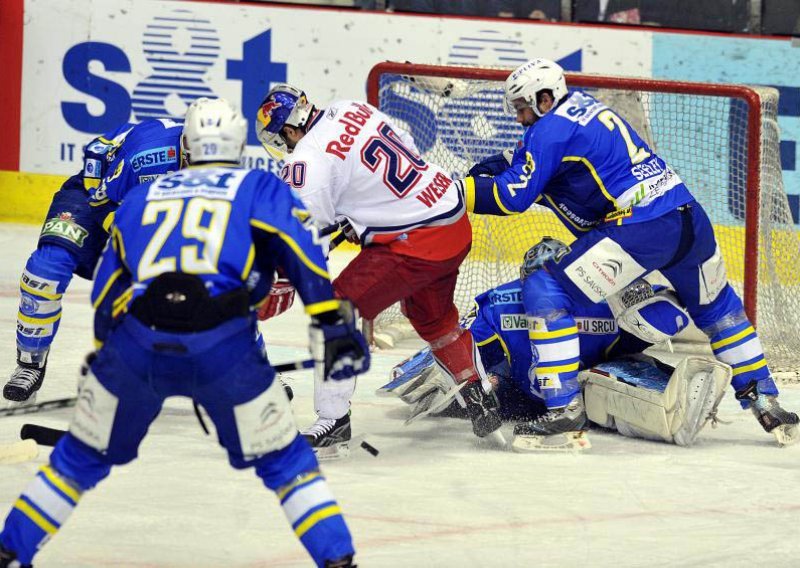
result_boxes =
[340,219,361,245]
[310,300,370,381]
[257,277,296,321]
[468,149,514,177]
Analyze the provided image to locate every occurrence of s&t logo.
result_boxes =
[61,7,286,146]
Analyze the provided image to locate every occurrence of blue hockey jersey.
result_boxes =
[468,279,622,401]
[91,119,183,207]
[91,166,337,344]
[467,90,694,235]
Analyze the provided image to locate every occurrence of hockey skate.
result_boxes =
[4,358,46,404]
[512,395,590,452]
[0,542,30,568]
[735,382,799,446]
[462,381,503,439]
[302,414,352,460]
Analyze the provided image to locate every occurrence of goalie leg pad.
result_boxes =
[581,356,732,446]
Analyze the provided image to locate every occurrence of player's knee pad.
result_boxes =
[16,249,75,353]
[691,284,744,332]
[49,434,112,491]
[607,280,690,344]
[580,355,732,446]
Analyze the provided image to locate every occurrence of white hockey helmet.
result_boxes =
[255,84,315,155]
[504,59,568,117]
[182,97,247,165]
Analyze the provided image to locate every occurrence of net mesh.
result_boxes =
[369,66,800,380]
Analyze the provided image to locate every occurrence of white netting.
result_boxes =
[368,64,800,380]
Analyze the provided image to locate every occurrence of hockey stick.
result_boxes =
[21,359,316,448]
[0,397,76,418]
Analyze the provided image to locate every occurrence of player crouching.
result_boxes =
[384,238,797,450]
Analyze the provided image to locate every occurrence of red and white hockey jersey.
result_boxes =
[281,100,470,260]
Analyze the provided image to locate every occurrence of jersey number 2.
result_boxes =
[597,110,651,165]
[138,198,231,280]
[361,122,428,198]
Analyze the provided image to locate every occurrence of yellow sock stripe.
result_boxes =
[41,466,81,503]
[530,326,578,341]
[294,505,342,539]
[20,281,62,301]
[536,361,580,375]
[17,312,61,325]
[732,358,767,376]
[277,472,321,501]
[13,499,58,535]
[711,326,755,350]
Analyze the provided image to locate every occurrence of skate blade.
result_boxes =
[773,424,799,447]
[511,431,591,453]
[313,441,351,461]
[3,392,38,410]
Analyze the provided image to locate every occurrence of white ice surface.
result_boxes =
[0,223,798,568]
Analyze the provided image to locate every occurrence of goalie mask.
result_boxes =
[521,237,568,280]
[504,59,568,117]
[255,84,315,157]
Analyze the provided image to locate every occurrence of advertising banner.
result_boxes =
[20,0,650,176]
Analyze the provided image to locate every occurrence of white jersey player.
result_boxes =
[256,85,501,457]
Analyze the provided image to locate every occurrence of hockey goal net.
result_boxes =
[365,61,800,380]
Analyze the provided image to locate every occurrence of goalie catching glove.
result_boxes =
[309,300,370,381]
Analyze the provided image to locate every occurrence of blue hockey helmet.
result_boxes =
[255,84,315,156]
[520,236,568,280]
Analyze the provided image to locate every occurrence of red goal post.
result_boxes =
[366,61,800,374]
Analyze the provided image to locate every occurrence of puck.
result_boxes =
[360,440,379,457]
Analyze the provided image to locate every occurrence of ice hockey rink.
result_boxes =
[0,223,798,568]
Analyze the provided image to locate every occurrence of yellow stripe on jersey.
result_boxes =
[241,244,256,280]
[250,220,330,279]
[561,156,618,208]
[463,177,476,213]
[492,182,516,215]
[305,300,341,316]
[92,268,124,309]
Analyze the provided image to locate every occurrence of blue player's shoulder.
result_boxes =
[475,280,524,310]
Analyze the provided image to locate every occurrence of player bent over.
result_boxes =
[255,84,499,456]
[461,59,798,445]
[6,119,183,403]
[386,238,732,450]
[0,98,369,568]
